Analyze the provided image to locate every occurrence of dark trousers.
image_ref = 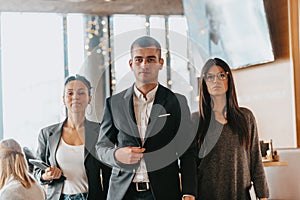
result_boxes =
[123,183,155,200]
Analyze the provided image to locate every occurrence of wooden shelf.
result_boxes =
[263,161,288,167]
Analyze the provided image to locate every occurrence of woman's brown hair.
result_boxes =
[198,58,250,149]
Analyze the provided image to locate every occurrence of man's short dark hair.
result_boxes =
[130,36,162,58]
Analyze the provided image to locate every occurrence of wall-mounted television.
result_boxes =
[183,0,274,70]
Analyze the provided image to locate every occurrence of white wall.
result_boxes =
[233,58,297,148]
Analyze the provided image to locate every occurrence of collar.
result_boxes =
[133,84,158,101]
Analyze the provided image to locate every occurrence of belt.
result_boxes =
[132,182,150,192]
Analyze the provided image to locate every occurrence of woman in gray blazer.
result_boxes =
[34,74,111,200]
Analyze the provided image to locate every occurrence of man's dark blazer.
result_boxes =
[34,119,111,200]
[96,84,197,200]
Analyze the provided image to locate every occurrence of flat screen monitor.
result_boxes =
[183,0,274,69]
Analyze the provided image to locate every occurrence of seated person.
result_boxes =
[0,138,45,200]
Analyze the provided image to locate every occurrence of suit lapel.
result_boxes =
[144,85,166,142]
[48,119,98,163]
[84,119,99,160]
[122,86,142,146]
[48,121,64,166]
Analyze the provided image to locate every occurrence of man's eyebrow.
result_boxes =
[135,56,157,58]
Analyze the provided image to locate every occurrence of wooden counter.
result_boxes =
[263,161,288,167]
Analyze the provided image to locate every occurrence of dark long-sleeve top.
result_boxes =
[193,107,269,200]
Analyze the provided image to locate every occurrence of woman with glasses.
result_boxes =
[193,58,269,199]
[0,138,45,200]
[34,74,111,200]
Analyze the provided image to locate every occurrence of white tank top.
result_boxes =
[56,139,88,194]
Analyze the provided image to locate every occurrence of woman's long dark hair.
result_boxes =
[198,58,250,149]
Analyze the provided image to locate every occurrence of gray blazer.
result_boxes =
[96,84,197,200]
[34,119,111,200]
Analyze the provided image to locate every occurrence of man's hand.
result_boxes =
[182,196,195,200]
[115,146,145,164]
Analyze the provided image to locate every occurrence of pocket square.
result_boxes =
[158,113,171,118]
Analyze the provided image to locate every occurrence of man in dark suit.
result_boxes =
[96,36,197,200]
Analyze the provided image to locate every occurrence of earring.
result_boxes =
[86,103,93,115]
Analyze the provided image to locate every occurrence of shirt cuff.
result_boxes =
[183,194,194,197]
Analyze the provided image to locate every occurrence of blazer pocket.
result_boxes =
[158,113,171,118]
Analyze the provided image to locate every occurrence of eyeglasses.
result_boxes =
[204,72,229,82]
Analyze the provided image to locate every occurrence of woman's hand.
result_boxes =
[42,166,63,181]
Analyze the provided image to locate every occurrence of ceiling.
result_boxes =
[0,0,184,15]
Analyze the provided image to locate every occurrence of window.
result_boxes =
[0,13,197,150]
[1,13,84,150]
